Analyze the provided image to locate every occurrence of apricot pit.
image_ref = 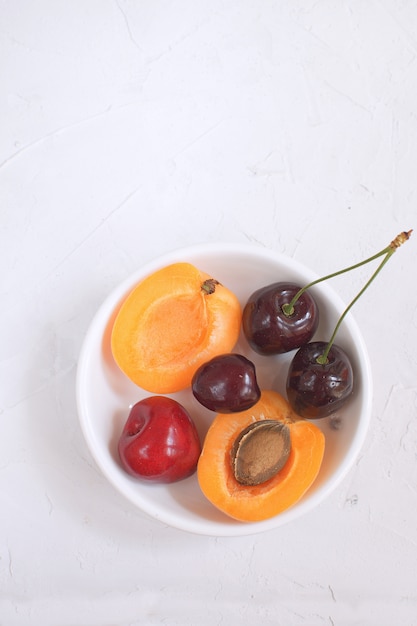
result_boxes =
[231,420,291,486]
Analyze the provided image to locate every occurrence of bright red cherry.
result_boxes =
[118,396,201,483]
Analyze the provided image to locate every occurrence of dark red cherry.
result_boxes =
[242,282,319,355]
[191,354,261,413]
[286,341,353,419]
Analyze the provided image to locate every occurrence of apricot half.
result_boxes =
[111,263,241,393]
[197,390,325,522]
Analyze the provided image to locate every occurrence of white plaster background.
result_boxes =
[1,1,417,624]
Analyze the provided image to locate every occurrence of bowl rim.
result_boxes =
[76,241,373,536]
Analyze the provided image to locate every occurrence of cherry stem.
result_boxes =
[316,230,412,364]
[282,249,387,316]
[282,230,413,317]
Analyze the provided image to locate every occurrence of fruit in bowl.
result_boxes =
[242,282,319,355]
[197,390,325,522]
[76,234,411,535]
[118,396,202,483]
[191,353,261,413]
[111,262,241,394]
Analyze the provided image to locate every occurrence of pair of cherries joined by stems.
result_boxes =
[192,231,412,420]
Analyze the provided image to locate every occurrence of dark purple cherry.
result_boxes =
[284,231,412,418]
[286,341,353,419]
[277,230,412,418]
[242,282,319,355]
[191,354,261,413]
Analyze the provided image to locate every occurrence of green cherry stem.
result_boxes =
[282,230,412,317]
[316,229,412,365]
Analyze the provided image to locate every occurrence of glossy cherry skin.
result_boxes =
[286,341,353,419]
[191,353,261,413]
[118,396,201,483]
[242,282,319,355]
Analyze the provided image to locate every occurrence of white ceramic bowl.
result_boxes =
[76,242,373,536]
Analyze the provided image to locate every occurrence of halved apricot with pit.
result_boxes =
[197,390,325,522]
[111,263,241,393]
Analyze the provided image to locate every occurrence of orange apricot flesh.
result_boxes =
[197,390,325,522]
[111,263,241,393]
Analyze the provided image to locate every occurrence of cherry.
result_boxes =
[285,230,412,419]
[191,353,261,413]
[242,282,319,355]
[118,396,201,483]
[286,341,353,418]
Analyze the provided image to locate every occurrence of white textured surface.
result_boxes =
[1,1,416,624]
